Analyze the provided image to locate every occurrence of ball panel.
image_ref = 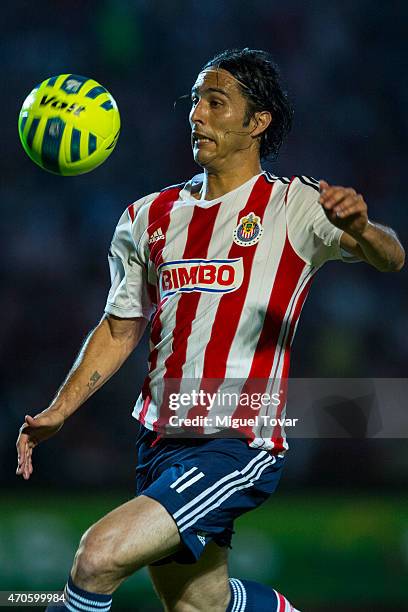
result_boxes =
[104,127,120,152]
[59,74,90,95]
[84,85,108,99]
[26,117,40,149]
[46,75,59,87]
[41,117,66,174]
[88,133,97,155]
[18,116,42,167]
[19,114,28,135]
[18,111,39,168]
[70,127,81,163]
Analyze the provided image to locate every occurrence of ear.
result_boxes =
[249,110,272,138]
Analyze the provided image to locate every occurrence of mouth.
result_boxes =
[192,132,215,146]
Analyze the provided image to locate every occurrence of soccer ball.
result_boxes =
[18,74,120,176]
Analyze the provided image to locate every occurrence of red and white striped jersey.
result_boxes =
[105,171,353,452]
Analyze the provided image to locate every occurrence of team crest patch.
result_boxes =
[233,212,264,247]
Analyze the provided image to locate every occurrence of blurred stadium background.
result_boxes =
[1,1,407,610]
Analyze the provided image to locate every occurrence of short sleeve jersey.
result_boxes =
[105,172,356,452]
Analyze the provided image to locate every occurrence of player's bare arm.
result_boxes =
[319,179,405,272]
[16,314,147,480]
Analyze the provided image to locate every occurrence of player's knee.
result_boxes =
[71,525,121,586]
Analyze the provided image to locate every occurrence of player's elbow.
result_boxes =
[106,313,148,350]
[393,260,405,272]
[376,251,405,272]
[387,248,405,272]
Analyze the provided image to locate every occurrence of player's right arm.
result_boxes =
[17,194,156,481]
[16,313,147,481]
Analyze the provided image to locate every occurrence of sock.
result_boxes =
[226,578,300,612]
[46,575,112,612]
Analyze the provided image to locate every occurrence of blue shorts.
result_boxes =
[135,425,285,563]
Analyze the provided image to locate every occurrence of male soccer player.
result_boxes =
[16,49,404,612]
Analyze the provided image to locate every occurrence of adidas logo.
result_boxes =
[197,533,206,546]
[148,228,165,244]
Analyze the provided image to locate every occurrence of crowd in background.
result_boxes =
[2,0,407,491]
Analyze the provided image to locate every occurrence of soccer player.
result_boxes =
[16,49,404,612]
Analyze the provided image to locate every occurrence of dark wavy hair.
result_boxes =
[202,48,294,160]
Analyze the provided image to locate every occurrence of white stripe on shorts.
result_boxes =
[175,471,205,493]
[178,454,274,529]
[179,455,275,533]
[174,451,268,521]
[170,466,198,489]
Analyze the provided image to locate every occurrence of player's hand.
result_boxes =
[16,410,64,480]
[319,180,369,237]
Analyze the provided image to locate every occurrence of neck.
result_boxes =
[196,160,263,201]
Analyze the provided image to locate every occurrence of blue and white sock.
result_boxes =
[46,575,112,612]
[226,578,300,612]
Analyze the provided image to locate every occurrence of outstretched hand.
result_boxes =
[319,179,368,237]
[16,411,64,480]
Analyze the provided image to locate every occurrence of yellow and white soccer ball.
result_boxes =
[18,74,120,176]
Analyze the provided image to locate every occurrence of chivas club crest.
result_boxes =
[233,212,264,247]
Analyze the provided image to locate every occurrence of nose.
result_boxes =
[189,99,206,127]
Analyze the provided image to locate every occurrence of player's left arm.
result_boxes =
[319,180,405,272]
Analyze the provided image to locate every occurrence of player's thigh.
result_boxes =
[148,541,230,612]
[74,494,181,575]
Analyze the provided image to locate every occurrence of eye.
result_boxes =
[210,99,223,108]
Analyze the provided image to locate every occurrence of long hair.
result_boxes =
[202,48,294,160]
